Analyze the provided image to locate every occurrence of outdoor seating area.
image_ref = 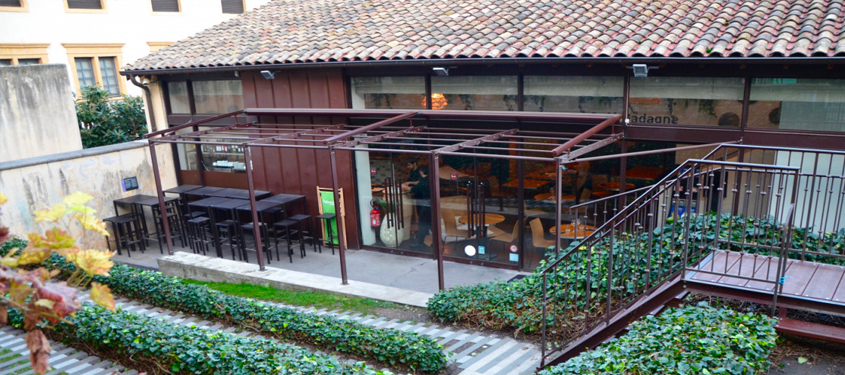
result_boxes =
[107,185,330,265]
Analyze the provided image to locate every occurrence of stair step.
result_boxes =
[775,317,845,344]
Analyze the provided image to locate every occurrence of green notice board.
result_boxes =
[319,190,340,245]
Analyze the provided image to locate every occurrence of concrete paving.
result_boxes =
[113,244,527,295]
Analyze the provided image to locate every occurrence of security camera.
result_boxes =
[260,70,275,80]
[432,67,449,76]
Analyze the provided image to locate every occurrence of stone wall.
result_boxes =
[0,64,82,163]
[0,141,177,249]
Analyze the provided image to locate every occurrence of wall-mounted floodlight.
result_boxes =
[432,67,449,76]
[632,64,649,77]
[260,70,275,80]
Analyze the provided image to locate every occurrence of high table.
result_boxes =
[550,223,597,239]
[113,194,156,239]
[183,186,226,199]
[207,198,249,257]
[263,194,307,218]
[164,185,202,196]
[597,182,635,193]
[134,196,181,252]
[206,188,272,200]
[458,213,505,239]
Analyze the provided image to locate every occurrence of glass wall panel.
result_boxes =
[193,80,243,114]
[629,77,745,127]
[167,81,191,114]
[431,76,518,111]
[351,77,426,109]
[524,76,624,113]
[749,78,845,132]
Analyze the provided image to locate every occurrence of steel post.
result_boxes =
[149,141,174,255]
[430,153,445,290]
[244,146,267,271]
[330,148,349,285]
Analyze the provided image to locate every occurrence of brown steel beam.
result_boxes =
[430,153,445,290]
[244,146,267,271]
[145,110,244,138]
[322,112,418,144]
[329,148,349,285]
[243,108,614,123]
[561,133,625,162]
[569,141,731,163]
[550,115,623,156]
[340,126,427,147]
[148,142,174,255]
[434,129,518,154]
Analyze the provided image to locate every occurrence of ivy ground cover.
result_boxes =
[539,303,778,375]
[8,304,389,375]
[428,214,845,335]
[0,239,450,373]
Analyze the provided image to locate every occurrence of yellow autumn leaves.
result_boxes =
[31,192,109,237]
[0,191,116,311]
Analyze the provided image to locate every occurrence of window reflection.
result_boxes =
[431,76,518,111]
[351,77,425,109]
[629,77,745,127]
[193,80,244,114]
[749,78,845,132]
[524,76,624,113]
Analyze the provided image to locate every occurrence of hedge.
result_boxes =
[539,304,777,375]
[428,213,845,335]
[1,239,449,373]
[8,305,387,375]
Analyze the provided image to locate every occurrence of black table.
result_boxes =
[205,199,248,256]
[113,194,155,216]
[188,197,229,211]
[263,194,307,218]
[135,196,181,251]
[207,188,272,200]
[183,186,226,199]
[164,185,202,195]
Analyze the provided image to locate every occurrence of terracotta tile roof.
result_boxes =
[125,0,845,71]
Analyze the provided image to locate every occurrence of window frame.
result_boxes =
[0,0,28,12]
[150,0,180,14]
[63,43,125,98]
[147,41,175,53]
[221,0,245,14]
[0,44,48,65]
[64,0,106,13]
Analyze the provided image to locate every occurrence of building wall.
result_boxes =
[0,0,272,97]
[239,69,362,247]
[0,64,82,162]
[0,141,178,250]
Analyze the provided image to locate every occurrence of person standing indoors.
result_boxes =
[406,165,431,250]
[402,159,421,189]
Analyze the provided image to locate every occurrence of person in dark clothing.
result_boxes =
[407,165,431,248]
[402,159,421,189]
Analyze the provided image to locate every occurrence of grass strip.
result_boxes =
[181,279,402,316]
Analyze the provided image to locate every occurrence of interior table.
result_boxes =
[550,223,597,239]
[458,213,505,239]
[597,182,635,193]
[503,179,550,190]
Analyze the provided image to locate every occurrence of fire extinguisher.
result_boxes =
[370,206,381,227]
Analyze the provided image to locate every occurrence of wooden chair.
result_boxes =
[442,208,473,247]
[528,218,556,269]
[488,176,511,211]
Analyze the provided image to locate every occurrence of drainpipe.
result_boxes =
[129,74,158,133]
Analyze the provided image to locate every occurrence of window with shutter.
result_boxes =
[0,0,22,7]
[221,0,243,14]
[66,0,102,9]
[151,0,178,12]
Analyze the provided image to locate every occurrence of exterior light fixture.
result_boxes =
[432,67,449,76]
[629,64,658,77]
[260,70,275,80]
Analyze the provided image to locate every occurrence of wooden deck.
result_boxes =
[687,250,845,305]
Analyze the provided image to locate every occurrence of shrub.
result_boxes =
[8,305,387,375]
[428,213,845,335]
[0,243,449,373]
[539,303,777,375]
[76,86,147,148]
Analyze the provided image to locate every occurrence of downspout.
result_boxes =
[129,74,158,133]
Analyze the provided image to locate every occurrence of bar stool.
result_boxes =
[216,220,240,260]
[103,214,145,256]
[152,202,186,254]
[316,213,337,255]
[239,222,273,264]
[273,219,300,263]
[187,217,214,255]
[289,214,317,253]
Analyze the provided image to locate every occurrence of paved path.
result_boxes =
[0,325,137,375]
[75,293,541,375]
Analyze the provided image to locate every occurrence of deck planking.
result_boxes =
[688,250,845,303]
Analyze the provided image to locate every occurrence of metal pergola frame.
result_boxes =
[145,108,623,289]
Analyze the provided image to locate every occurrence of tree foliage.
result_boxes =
[76,86,148,148]
[0,191,115,374]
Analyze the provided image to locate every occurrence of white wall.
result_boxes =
[0,64,82,162]
[0,0,271,96]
